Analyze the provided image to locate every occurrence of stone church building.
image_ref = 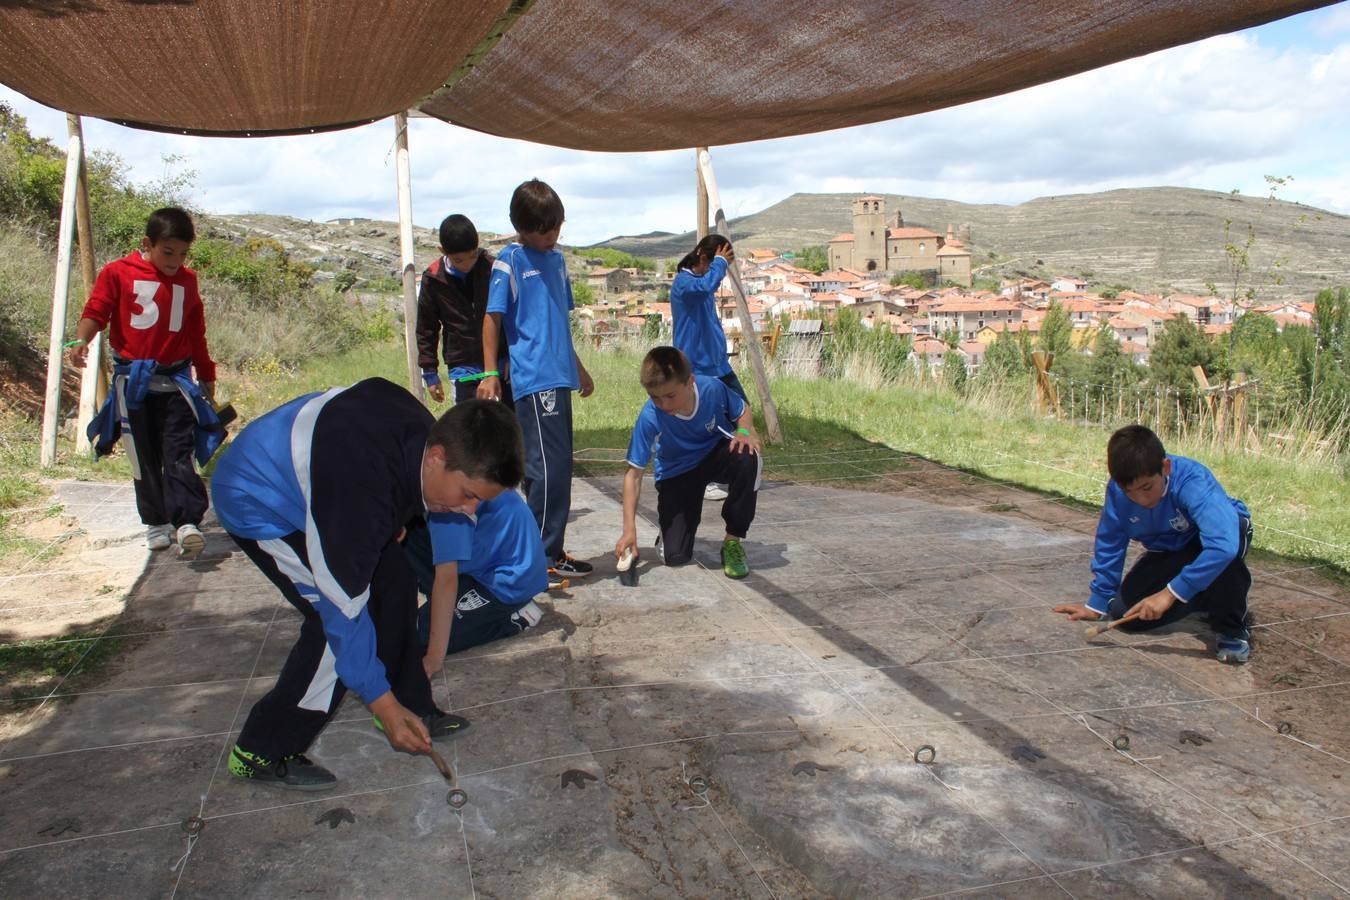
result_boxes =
[827,196,972,287]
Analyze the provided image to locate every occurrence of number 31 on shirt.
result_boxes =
[130,279,185,331]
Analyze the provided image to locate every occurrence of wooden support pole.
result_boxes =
[394,112,422,398]
[695,147,709,241]
[40,115,84,467]
[696,148,783,444]
[71,114,102,455]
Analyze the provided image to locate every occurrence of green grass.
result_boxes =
[0,622,139,700]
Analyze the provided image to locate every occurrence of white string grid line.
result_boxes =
[795,481,1350,894]
[168,600,285,898]
[1,470,1345,892]
[728,459,1347,888]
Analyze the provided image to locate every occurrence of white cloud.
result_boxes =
[2,6,1348,247]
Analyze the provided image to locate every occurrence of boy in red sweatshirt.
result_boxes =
[67,207,219,558]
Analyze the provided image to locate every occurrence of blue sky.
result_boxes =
[3,3,1348,246]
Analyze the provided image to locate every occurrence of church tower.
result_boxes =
[852,196,886,272]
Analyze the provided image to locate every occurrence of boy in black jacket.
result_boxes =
[416,214,512,405]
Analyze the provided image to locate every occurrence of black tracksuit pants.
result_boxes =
[126,390,208,529]
[1108,516,1254,639]
[231,532,433,760]
[657,440,761,566]
[515,388,573,561]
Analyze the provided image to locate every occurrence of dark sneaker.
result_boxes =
[1216,635,1250,665]
[228,745,336,791]
[425,710,470,742]
[721,538,749,579]
[550,554,593,577]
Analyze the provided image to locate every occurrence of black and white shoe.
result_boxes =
[550,553,593,577]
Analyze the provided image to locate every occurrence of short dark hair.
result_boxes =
[427,399,524,488]
[1107,424,1167,486]
[640,346,692,390]
[438,214,479,254]
[145,207,195,244]
[509,179,565,235]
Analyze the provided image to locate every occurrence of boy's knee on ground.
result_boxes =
[664,548,694,566]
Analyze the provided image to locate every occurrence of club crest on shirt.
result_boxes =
[1169,512,1190,532]
[704,418,716,433]
[540,389,557,414]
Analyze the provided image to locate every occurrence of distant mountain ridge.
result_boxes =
[596,187,1350,301]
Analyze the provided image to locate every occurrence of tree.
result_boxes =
[941,350,968,393]
[890,271,927,289]
[1148,314,1214,390]
[1037,299,1073,359]
[570,278,595,305]
[979,328,1027,383]
[797,245,828,274]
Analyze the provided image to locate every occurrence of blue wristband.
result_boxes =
[421,370,441,387]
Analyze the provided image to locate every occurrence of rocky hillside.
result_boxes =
[197,213,510,286]
[598,187,1350,301]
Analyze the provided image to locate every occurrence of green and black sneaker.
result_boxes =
[721,538,749,579]
[228,745,336,791]
[373,709,471,743]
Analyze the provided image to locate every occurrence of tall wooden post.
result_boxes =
[394,113,422,398]
[696,148,782,443]
[70,115,103,455]
[40,115,84,467]
[695,147,709,241]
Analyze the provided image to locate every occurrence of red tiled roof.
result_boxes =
[887,226,941,239]
[829,233,854,242]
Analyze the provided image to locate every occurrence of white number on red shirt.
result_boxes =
[129,280,185,332]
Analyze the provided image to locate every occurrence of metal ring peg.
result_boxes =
[1112,735,1131,751]
[688,775,709,796]
[914,745,936,764]
[447,789,468,809]
[1276,722,1294,735]
[181,816,205,836]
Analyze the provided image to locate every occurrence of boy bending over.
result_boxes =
[1055,424,1254,664]
[212,383,522,789]
[616,347,761,580]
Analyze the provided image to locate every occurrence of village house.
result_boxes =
[586,266,632,298]
[927,296,1023,341]
[909,337,950,373]
[1001,278,1053,303]
[1108,315,1150,347]
[1051,275,1088,293]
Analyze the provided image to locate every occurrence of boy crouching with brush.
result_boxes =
[1055,424,1254,664]
[616,346,761,580]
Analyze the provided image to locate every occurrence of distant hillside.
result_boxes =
[598,188,1350,301]
[198,214,511,286]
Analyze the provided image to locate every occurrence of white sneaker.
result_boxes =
[176,523,205,559]
[704,483,729,501]
[146,524,173,551]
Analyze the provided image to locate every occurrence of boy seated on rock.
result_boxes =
[1055,424,1254,664]
[615,346,761,579]
[403,489,550,675]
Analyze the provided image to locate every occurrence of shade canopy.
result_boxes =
[0,0,1335,149]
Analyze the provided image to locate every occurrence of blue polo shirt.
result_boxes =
[427,490,548,606]
[625,375,747,481]
[671,256,732,377]
[486,242,579,398]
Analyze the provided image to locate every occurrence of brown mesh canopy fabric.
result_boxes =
[0,0,1335,146]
